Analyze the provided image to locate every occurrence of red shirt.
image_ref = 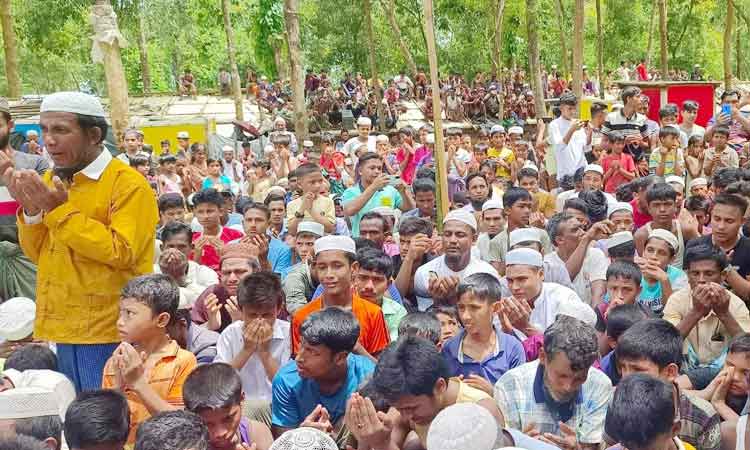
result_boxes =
[320,152,345,180]
[396,147,417,185]
[636,63,648,81]
[630,198,652,230]
[602,152,636,194]
[192,227,245,272]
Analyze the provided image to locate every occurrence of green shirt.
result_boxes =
[382,296,408,342]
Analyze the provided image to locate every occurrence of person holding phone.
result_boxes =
[706,89,750,149]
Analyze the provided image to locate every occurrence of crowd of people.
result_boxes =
[3,79,750,450]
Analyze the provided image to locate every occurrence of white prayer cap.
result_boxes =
[490,124,506,135]
[356,116,372,126]
[314,235,356,255]
[26,130,38,137]
[505,248,544,268]
[266,185,287,196]
[508,126,524,135]
[509,228,542,248]
[264,144,276,154]
[443,209,477,232]
[521,161,539,172]
[274,116,286,125]
[376,134,389,143]
[606,231,634,249]
[426,403,498,450]
[371,206,396,217]
[556,302,597,328]
[177,131,190,139]
[303,140,314,147]
[584,164,604,175]
[1,369,76,420]
[426,133,435,144]
[269,427,338,450]
[0,387,61,420]
[0,297,35,341]
[689,177,708,189]
[607,201,633,219]
[648,228,679,252]
[222,145,234,153]
[482,199,503,212]
[297,221,324,238]
[666,175,685,188]
[41,92,106,118]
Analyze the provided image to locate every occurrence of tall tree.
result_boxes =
[572,0,584,111]
[658,0,668,79]
[283,0,307,141]
[91,0,129,144]
[382,0,417,76]
[552,0,569,76]
[363,0,384,131]
[595,0,603,98]
[490,0,507,78]
[136,0,151,94]
[526,0,546,117]
[221,0,244,121]
[0,0,21,98]
[724,0,734,90]
[646,0,656,67]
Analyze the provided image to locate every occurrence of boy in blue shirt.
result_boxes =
[270,307,375,441]
[441,273,525,393]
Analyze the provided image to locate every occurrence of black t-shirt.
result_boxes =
[687,235,750,278]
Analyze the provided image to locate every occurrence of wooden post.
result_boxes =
[724,0,734,90]
[422,0,449,228]
[221,0,244,121]
[571,0,584,116]
[552,0,569,77]
[283,0,308,142]
[383,0,417,76]
[646,0,657,67]
[595,0,604,99]
[363,0,384,131]
[136,0,151,94]
[526,0,546,117]
[0,0,21,98]
[658,0,668,79]
[491,0,507,78]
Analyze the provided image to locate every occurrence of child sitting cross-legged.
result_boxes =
[102,274,198,444]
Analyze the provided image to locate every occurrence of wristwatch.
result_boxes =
[295,211,305,219]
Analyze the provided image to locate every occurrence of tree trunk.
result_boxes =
[221,0,244,121]
[270,37,287,80]
[363,0,384,131]
[552,0,569,77]
[526,0,546,117]
[658,0,668,79]
[91,0,129,145]
[136,0,151,94]
[571,0,584,113]
[725,0,734,90]
[491,0,507,78]
[382,0,417,76]
[0,0,21,98]
[646,0,656,67]
[595,0,604,98]
[737,19,742,80]
[283,0,307,141]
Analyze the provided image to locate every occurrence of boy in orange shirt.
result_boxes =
[103,274,197,443]
[291,236,389,360]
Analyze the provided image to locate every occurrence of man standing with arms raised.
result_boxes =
[0,92,158,391]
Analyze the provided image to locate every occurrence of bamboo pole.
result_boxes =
[422,0,449,229]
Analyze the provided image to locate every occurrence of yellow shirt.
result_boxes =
[102,340,197,443]
[18,156,158,344]
[533,190,556,218]
[663,287,750,365]
[488,146,515,179]
[286,195,336,226]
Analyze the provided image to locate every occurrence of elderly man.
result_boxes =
[221,145,244,194]
[1,92,158,391]
[270,117,298,154]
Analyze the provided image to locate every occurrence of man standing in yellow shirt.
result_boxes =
[0,92,158,391]
[487,125,514,182]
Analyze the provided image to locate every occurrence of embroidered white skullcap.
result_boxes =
[303,140,314,147]
[666,175,685,188]
[177,131,190,139]
[222,145,234,153]
[607,201,633,219]
[269,427,338,450]
[0,297,35,341]
[264,144,275,154]
[314,235,356,255]
[509,228,542,248]
[0,387,61,420]
[371,206,396,217]
[376,134,389,143]
[556,301,597,328]
[648,228,679,252]
[505,248,544,268]
[274,116,286,125]
[41,92,106,118]
[482,199,503,212]
[490,125,506,135]
[606,231,634,249]
[521,161,539,172]
[356,116,372,126]
[1,369,76,420]
[426,403,498,450]
[26,130,38,137]
[443,209,477,231]
[508,126,524,135]
[0,97,9,115]
[297,221,324,238]
[266,185,287,196]
[690,177,708,189]
[584,164,604,175]
[426,133,435,144]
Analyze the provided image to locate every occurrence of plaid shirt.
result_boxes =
[677,393,721,450]
[494,360,613,444]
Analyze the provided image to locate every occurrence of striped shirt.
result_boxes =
[602,109,648,153]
